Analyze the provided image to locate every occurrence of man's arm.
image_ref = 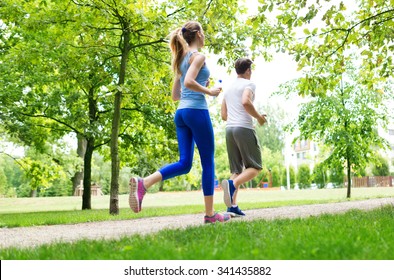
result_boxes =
[221,99,227,121]
[241,88,266,125]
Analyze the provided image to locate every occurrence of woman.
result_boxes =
[128,21,230,223]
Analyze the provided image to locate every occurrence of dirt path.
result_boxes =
[0,197,393,249]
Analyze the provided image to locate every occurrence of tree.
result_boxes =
[329,164,345,187]
[1,0,178,210]
[253,0,394,97]
[312,163,327,189]
[285,62,390,197]
[255,103,286,153]
[1,0,266,213]
[297,164,311,189]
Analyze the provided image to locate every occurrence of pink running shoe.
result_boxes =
[204,212,231,224]
[129,177,146,213]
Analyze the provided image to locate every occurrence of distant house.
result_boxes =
[74,182,104,196]
[288,138,319,172]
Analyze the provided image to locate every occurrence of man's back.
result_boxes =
[224,78,256,129]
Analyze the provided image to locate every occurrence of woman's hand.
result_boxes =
[208,87,222,97]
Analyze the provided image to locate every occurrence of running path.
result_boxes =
[0,197,393,249]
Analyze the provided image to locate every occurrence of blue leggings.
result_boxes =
[159,108,215,196]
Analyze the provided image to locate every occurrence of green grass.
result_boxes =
[0,187,393,228]
[0,200,336,228]
[1,206,393,260]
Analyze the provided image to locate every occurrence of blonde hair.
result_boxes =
[169,21,202,76]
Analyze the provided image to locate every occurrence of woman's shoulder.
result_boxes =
[189,51,206,65]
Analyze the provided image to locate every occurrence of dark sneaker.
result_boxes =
[222,179,236,208]
[129,177,146,213]
[227,206,246,217]
[204,212,231,224]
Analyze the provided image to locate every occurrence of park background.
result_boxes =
[0,0,393,212]
[1,0,394,265]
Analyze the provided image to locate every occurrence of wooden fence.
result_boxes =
[344,176,393,188]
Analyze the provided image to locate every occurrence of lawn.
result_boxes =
[0,187,393,260]
[1,205,393,260]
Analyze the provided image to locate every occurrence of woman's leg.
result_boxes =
[183,109,215,216]
[152,109,194,184]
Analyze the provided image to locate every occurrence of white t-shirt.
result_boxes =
[224,78,256,129]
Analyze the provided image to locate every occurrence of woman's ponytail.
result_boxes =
[169,28,187,76]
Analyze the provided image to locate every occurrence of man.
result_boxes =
[221,58,267,216]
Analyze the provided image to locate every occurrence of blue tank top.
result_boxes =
[178,51,210,110]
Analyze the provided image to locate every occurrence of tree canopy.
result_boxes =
[253,0,394,96]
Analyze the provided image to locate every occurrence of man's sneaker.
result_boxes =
[222,179,236,208]
[204,212,231,224]
[129,177,146,213]
[227,206,246,217]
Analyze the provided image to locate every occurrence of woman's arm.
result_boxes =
[184,54,220,97]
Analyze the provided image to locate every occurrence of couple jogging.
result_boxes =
[128,21,267,223]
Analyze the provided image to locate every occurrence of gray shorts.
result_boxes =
[225,126,262,174]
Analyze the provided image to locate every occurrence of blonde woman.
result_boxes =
[129,21,230,224]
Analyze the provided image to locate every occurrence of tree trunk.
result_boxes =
[346,157,351,198]
[71,134,87,195]
[30,189,37,197]
[109,26,131,215]
[82,138,95,210]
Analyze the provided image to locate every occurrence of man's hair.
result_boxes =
[234,58,253,75]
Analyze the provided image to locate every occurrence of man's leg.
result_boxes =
[232,168,260,205]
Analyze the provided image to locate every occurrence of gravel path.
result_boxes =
[1,197,393,249]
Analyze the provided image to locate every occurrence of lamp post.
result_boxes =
[285,133,292,190]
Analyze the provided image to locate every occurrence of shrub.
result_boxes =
[297,164,311,189]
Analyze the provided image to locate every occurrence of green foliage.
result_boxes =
[281,165,296,188]
[255,103,286,153]
[281,61,391,196]
[312,163,327,189]
[0,168,8,197]
[0,154,21,197]
[213,130,231,182]
[329,165,345,187]
[253,0,394,96]
[372,155,390,176]
[1,0,266,204]
[260,147,284,172]
[297,164,311,189]
[271,165,281,188]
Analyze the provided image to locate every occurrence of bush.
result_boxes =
[271,165,281,187]
[297,164,311,189]
[329,165,345,187]
[281,166,296,188]
[372,155,390,176]
[312,163,327,189]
